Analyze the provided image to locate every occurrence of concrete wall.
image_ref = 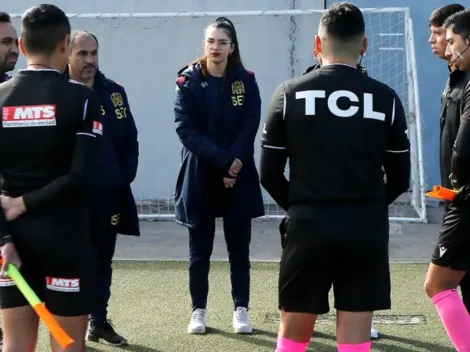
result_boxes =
[4,0,324,202]
[4,1,436,206]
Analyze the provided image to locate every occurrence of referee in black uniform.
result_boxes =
[0,4,102,351]
[260,3,411,352]
[423,8,470,351]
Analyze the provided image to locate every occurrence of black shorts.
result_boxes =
[0,204,95,316]
[432,191,470,271]
[279,201,391,315]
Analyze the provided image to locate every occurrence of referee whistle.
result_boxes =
[0,258,74,349]
[425,185,458,201]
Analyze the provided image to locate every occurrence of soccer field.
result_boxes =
[33,261,454,352]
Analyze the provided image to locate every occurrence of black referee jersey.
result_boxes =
[260,64,411,210]
[0,69,102,238]
[440,69,470,190]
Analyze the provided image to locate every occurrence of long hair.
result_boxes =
[189,17,244,77]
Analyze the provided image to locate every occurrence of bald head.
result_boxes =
[316,2,367,62]
[70,30,99,49]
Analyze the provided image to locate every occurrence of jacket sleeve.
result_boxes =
[174,76,234,172]
[451,81,470,188]
[383,93,411,204]
[23,89,103,210]
[259,83,289,210]
[229,72,262,162]
[120,86,139,184]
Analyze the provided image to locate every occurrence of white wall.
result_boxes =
[4,0,324,202]
[4,0,323,14]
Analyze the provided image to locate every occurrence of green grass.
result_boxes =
[34,262,455,351]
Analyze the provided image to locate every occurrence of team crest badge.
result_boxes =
[110,92,124,108]
[231,81,245,95]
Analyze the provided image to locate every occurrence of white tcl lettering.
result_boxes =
[46,277,80,292]
[295,90,385,121]
[13,105,55,120]
[295,90,325,115]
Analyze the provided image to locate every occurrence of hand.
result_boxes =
[223,177,236,188]
[229,159,243,177]
[0,243,21,279]
[0,195,27,221]
[279,217,288,249]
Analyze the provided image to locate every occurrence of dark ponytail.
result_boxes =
[214,17,243,69]
[188,16,244,77]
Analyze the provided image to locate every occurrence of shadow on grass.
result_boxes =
[207,327,275,350]
[310,331,455,352]
[86,343,164,352]
[375,333,454,352]
[208,327,333,351]
[248,329,454,352]
[84,330,454,352]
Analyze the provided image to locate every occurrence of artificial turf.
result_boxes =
[34,262,455,351]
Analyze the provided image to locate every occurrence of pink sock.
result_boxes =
[433,289,470,351]
[337,342,372,351]
[276,335,309,352]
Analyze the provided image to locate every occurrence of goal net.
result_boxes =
[10,8,427,223]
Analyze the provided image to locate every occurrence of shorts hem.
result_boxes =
[430,258,469,272]
[334,303,391,312]
[0,302,30,310]
[47,306,92,317]
[278,304,329,315]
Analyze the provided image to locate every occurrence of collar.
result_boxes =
[303,64,320,74]
[449,68,466,86]
[93,70,106,88]
[18,68,62,74]
[63,65,105,88]
[321,63,357,69]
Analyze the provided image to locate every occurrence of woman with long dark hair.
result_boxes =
[174,17,265,334]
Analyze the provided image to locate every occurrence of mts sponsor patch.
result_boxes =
[46,277,80,292]
[2,104,57,128]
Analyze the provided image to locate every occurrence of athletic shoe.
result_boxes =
[233,307,253,334]
[87,319,128,346]
[371,323,379,339]
[188,308,207,334]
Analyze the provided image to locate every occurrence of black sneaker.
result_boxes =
[0,327,3,347]
[87,319,128,346]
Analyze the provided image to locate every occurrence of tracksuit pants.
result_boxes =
[188,217,252,310]
[89,193,120,323]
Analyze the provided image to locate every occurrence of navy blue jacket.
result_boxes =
[93,71,139,189]
[61,68,141,236]
[91,71,140,236]
[174,62,265,228]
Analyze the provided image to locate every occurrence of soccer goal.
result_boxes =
[10,7,427,223]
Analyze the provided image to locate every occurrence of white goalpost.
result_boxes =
[10,7,427,223]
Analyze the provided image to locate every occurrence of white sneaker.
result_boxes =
[233,307,253,334]
[371,323,379,339]
[188,308,207,334]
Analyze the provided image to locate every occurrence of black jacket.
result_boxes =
[440,69,470,189]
